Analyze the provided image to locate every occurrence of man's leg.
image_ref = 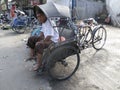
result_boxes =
[30,49,35,58]
[33,53,42,71]
[33,40,53,70]
[26,36,42,61]
[37,53,42,66]
[33,41,46,70]
[25,48,35,61]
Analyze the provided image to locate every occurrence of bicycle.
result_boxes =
[77,19,107,50]
[11,15,34,34]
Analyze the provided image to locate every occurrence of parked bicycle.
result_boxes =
[77,18,107,50]
[11,11,34,34]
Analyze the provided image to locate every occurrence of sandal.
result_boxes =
[25,58,33,62]
[33,67,39,71]
[33,64,43,71]
[25,57,36,62]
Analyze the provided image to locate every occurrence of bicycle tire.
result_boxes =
[92,25,107,50]
[12,26,26,34]
[47,45,80,81]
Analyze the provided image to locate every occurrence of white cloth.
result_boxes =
[41,20,59,43]
[106,0,120,27]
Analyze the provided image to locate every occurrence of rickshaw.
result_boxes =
[32,2,107,81]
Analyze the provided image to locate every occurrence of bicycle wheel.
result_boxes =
[92,25,107,50]
[47,45,80,81]
[12,26,16,31]
[13,26,26,34]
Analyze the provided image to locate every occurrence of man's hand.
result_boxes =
[44,36,52,44]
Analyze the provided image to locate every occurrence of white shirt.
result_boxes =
[41,20,59,43]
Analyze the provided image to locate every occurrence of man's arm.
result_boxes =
[39,32,52,44]
[39,32,44,40]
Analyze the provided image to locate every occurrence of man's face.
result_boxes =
[36,13,47,23]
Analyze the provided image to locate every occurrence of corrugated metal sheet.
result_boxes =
[75,0,104,19]
[47,0,70,6]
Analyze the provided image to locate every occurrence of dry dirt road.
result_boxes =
[0,25,120,90]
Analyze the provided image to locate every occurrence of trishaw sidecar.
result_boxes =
[33,2,80,81]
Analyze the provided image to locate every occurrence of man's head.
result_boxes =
[35,7,47,23]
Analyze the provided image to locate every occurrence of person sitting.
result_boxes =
[26,7,59,71]
[104,14,111,24]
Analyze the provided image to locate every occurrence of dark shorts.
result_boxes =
[27,36,53,54]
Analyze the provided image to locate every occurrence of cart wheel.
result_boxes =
[47,45,80,81]
[92,25,107,50]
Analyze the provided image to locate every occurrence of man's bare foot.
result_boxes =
[33,64,40,71]
[32,64,43,71]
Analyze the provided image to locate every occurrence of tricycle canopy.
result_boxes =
[33,2,71,18]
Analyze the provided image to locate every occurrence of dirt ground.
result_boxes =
[0,25,120,90]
